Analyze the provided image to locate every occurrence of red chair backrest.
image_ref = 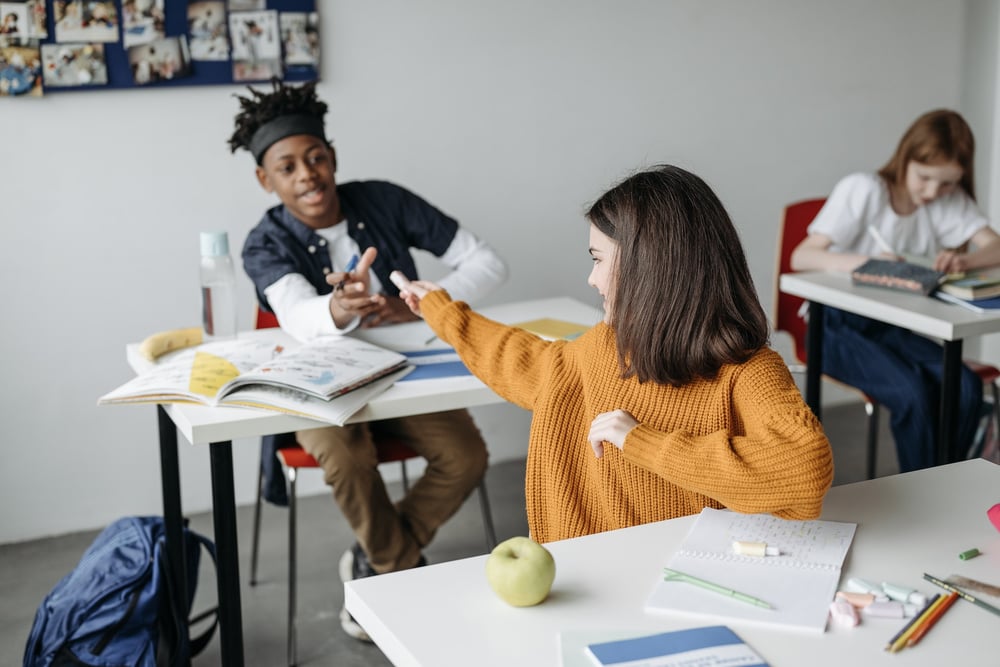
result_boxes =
[774,198,826,365]
[255,306,279,330]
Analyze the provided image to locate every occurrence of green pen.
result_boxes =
[663,568,773,609]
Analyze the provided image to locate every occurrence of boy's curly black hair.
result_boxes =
[228,78,328,156]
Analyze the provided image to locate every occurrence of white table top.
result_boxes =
[345,459,1000,667]
[125,296,602,445]
[779,271,1000,341]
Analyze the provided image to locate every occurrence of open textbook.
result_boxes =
[99,336,411,426]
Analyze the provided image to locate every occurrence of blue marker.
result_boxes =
[335,253,360,291]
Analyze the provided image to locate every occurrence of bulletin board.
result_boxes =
[0,0,319,97]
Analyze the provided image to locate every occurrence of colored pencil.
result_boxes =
[885,594,940,653]
[906,591,959,647]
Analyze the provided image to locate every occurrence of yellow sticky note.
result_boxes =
[514,318,588,340]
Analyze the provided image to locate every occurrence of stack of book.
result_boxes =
[936,270,1000,312]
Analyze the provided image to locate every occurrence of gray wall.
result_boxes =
[0,0,990,543]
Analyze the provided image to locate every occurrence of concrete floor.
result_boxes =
[2,402,896,667]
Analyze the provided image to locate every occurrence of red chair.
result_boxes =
[248,306,497,667]
[775,198,1000,477]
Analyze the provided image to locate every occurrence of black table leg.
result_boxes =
[157,406,191,662]
[805,301,825,421]
[940,341,962,465]
[209,440,245,666]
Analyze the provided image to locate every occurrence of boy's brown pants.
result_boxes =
[295,409,488,573]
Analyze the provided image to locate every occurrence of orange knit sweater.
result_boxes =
[421,292,834,544]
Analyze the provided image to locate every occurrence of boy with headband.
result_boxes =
[230,79,507,641]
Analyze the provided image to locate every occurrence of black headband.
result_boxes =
[249,113,327,163]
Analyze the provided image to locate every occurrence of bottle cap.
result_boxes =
[200,231,230,257]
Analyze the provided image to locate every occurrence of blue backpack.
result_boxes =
[23,516,218,667]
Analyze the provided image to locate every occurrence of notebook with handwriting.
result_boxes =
[645,508,857,633]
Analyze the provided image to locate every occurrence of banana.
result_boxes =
[138,326,204,362]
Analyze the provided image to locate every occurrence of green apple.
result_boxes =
[484,536,556,606]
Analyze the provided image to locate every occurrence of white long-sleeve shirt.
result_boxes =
[265,225,507,342]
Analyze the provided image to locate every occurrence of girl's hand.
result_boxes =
[359,295,420,328]
[587,409,639,458]
[934,249,967,274]
[390,271,443,317]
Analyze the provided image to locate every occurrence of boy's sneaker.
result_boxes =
[338,544,376,642]
[337,543,427,642]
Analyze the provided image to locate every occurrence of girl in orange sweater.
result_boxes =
[394,165,834,543]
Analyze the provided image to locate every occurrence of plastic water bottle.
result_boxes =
[200,231,238,340]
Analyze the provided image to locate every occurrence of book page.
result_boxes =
[219,336,407,400]
[98,338,284,406]
[220,366,412,426]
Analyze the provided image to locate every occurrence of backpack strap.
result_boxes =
[186,531,219,657]
[157,530,219,667]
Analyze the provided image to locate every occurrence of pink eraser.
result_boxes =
[829,599,860,627]
[988,503,1000,533]
[836,591,875,608]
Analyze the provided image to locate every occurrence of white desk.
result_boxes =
[129,297,601,664]
[779,271,1000,464]
[345,459,1000,667]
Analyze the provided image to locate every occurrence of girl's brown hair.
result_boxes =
[586,165,769,386]
[877,109,976,199]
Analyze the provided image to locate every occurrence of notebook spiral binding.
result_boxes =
[675,549,840,571]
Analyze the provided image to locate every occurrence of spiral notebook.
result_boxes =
[645,508,857,633]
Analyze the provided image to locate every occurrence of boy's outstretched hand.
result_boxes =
[326,247,385,327]
[390,271,443,317]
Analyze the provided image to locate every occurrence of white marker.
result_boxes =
[732,540,780,557]
[389,270,410,290]
[867,225,896,255]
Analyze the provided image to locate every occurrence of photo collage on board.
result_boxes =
[1,0,319,98]
[0,1,45,96]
